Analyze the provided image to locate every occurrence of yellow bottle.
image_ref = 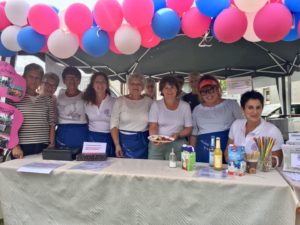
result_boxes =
[214,137,223,171]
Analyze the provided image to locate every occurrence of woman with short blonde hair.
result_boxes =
[111,73,152,159]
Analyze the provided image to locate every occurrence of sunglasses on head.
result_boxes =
[199,86,218,96]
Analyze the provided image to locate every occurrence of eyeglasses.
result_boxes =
[43,82,57,89]
[199,86,218,96]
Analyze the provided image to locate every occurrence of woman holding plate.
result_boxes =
[148,76,192,160]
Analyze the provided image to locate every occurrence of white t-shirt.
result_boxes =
[57,90,87,124]
[192,99,243,135]
[148,100,192,136]
[85,95,116,133]
[110,96,153,132]
[229,118,284,153]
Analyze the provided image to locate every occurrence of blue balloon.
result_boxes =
[0,34,16,57]
[284,0,300,13]
[195,0,230,17]
[283,13,300,41]
[17,26,46,53]
[152,8,180,40]
[82,27,110,57]
[153,0,166,12]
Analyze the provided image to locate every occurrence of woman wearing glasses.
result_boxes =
[190,75,243,163]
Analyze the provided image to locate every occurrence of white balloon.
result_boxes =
[234,0,268,13]
[114,24,141,55]
[58,9,70,33]
[1,25,21,51]
[48,29,79,59]
[5,0,30,26]
[243,12,261,42]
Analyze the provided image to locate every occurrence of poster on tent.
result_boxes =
[0,61,26,102]
[0,102,23,150]
[226,76,253,95]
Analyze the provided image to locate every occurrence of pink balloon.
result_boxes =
[181,7,211,38]
[0,5,11,31]
[166,0,193,16]
[122,0,154,28]
[65,3,93,35]
[139,26,160,48]
[214,7,247,43]
[94,0,123,32]
[28,4,59,36]
[254,3,292,42]
[108,32,121,54]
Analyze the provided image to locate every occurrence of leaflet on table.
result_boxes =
[283,171,300,181]
[289,133,300,142]
[17,162,65,174]
[82,142,107,154]
[70,161,111,171]
[194,166,229,179]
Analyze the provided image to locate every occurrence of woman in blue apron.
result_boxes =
[83,72,116,157]
[56,67,88,149]
[190,75,243,163]
[110,74,153,159]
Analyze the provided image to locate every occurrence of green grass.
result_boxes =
[0,219,3,225]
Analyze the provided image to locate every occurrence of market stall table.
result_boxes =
[0,155,298,225]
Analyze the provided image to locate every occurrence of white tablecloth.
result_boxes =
[0,155,298,225]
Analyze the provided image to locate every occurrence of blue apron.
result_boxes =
[119,130,149,159]
[87,130,115,157]
[196,130,229,163]
[56,124,88,149]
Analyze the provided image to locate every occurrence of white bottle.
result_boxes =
[169,148,177,168]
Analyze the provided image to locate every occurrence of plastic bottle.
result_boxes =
[169,148,177,168]
[209,136,215,167]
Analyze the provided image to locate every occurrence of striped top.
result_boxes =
[14,95,55,145]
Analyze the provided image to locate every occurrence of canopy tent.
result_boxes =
[40,36,300,82]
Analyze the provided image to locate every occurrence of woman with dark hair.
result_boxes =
[56,67,87,149]
[190,75,243,163]
[83,72,116,157]
[111,73,152,159]
[225,90,283,164]
[12,63,55,158]
[148,76,192,160]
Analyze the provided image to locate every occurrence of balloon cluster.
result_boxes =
[0,0,299,59]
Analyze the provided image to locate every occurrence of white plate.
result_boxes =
[148,135,175,143]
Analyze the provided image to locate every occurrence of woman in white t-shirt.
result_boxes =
[226,90,283,165]
[56,67,88,149]
[190,75,243,163]
[148,76,192,160]
[83,72,116,157]
[111,74,152,159]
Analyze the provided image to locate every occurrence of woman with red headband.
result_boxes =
[190,75,243,163]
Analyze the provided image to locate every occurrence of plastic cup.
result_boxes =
[246,160,258,174]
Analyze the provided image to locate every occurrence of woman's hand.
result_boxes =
[12,145,24,159]
[48,143,55,149]
[171,133,180,141]
[115,145,124,158]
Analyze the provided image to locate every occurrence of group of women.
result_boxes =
[11,64,284,166]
